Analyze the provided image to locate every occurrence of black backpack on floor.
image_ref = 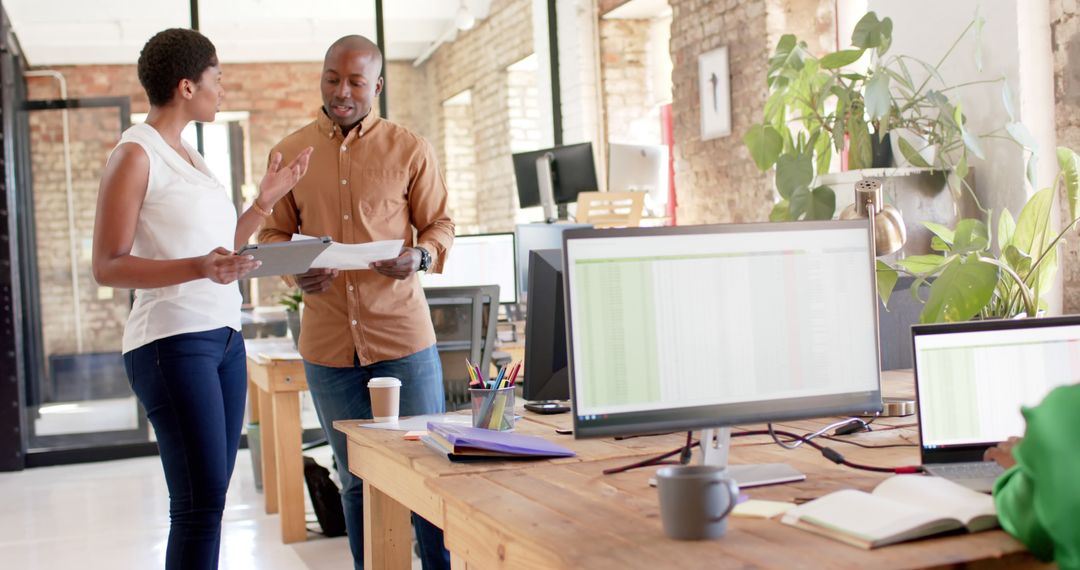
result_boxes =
[303,455,347,537]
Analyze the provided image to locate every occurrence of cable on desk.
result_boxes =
[602,431,694,475]
[747,427,922,474]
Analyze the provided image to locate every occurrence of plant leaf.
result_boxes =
[1012,187,1058,294]
[974,11,985,71]
[920,258,998,323]
[1056,146,1080,221]
[952,218,990,255]
[954,103,985,159]
[1002,81,1016,122]
[1027,154,1039,190]
[997,208,1016,253]
[805,185,836,220]
[931,236,951,252]
[788,186,811,220]
[876,260,899,305]
[814,132,833,175]
[852,12,886,48]
[744,124,783,170]
[897,136,931,168]
[821,49,866,69]
[775,152,813,199]
[922,221,955,245]
[770,199,791,222]
[877,17,893,56]
[1006,122,1038,151]
[1004,244,1032,275]
[865,72,891,121]
[847,101,873,170]
[898,254,948,274]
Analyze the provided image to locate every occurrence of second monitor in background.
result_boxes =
[607,142,669,216]
[420,232,517,304]
[512,142,598,222]
[515,222,591,304]
[522,249,570,414]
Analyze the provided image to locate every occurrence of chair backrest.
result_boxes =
[424,285,500,410]
[575,191,645,228]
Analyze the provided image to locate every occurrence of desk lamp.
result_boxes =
[840,178,915,417]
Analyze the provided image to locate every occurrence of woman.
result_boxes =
[91,28,312,569]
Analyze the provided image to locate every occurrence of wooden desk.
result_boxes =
[246,339,308,544]
[338,371,1043,569]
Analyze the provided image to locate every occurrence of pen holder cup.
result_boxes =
[469,387,515,431]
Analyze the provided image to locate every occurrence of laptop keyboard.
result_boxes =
[927,461,1005,480]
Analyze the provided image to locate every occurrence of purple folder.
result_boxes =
[427,422,576,457]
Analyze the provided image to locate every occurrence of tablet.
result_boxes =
[238,237,331,279]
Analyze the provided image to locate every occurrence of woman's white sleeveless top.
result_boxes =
[119,123,242,354]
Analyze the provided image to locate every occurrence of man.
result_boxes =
[259,35,454,570]
[984,384,1080,570]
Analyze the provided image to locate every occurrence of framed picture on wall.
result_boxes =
[698,46,731,140]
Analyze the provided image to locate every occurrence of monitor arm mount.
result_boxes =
[535,152,568,223]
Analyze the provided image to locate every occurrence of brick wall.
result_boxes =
[443,93,479,233]
[1051,0,1080,312]
[424,0,535,233]
[600,19,661,145]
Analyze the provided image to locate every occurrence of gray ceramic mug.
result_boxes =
[656,465,740,540]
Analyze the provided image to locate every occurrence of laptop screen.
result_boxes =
[913,316,1080,458]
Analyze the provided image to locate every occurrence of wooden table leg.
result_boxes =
[272,390,306,543]
[258,386,278,514]
[247,377,260,424]
[363,479,412,570]
[450,551,468,570]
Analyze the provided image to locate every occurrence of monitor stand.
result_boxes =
[699,427,806,488]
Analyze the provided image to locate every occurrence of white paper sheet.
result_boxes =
[292,233,404,270]
[356,413,474,432]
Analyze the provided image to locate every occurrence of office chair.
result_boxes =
[575,191,645,228]
[424,285,500,411]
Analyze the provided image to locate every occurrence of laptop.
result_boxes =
[912,315,1080,492]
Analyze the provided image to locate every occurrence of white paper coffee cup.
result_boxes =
[369,377,402,422]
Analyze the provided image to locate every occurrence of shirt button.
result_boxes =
[351,319,358,326]
[340,145,347,152]
[340,179,347,185]
[348,285,355,292]
[343,214,350,220]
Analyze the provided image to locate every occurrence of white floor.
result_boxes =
[0,448,420,569]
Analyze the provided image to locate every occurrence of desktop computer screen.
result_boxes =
[515,222,592,302]
[421,232,517,304]
[512,142,599,208]
[563,220,882,438]
[522,249,569,404]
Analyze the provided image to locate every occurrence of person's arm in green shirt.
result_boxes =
[989,384,1080,570]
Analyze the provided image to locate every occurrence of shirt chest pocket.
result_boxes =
[356,169,408,220]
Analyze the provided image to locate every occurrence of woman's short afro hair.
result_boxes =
[137,28,218,107]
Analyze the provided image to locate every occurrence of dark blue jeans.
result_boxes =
[303,345,449,570]
[124,327,247,570]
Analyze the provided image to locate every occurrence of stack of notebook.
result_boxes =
[423,422,575,462]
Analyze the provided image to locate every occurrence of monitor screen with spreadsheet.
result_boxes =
[913,315,1080,460]
[562,220,882,438]
[420,232,517,304]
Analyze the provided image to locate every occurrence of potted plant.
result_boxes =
[745,11,1031,222]
[279,289,303,348]
[878,147,1080,323]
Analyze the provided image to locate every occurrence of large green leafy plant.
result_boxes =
[745,12,1028,221]
[878,147,1080,323]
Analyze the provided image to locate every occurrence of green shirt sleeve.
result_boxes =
[993,384,1080,570]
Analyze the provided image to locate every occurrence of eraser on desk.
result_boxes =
[731,499,796,519]
[403,430,426,441]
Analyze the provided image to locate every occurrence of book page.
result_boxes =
[781,489,959,547]
[873,475,997,530]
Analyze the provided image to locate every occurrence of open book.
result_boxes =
[780,475,998,549]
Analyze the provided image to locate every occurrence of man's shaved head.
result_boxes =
[324,35,383,75]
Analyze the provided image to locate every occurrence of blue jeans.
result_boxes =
[124,327,247,570]
[304,345,449,570]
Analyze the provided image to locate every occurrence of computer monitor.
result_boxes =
[515,222,591,303]
[421,232,517,304]
[562,221,882,482]
[522,249,570,410]
[512,142,599,221]
[607,142,668,215]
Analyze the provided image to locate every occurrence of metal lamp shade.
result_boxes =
[839,178,907,256]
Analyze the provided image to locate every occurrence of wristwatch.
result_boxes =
[415,246,432,272]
